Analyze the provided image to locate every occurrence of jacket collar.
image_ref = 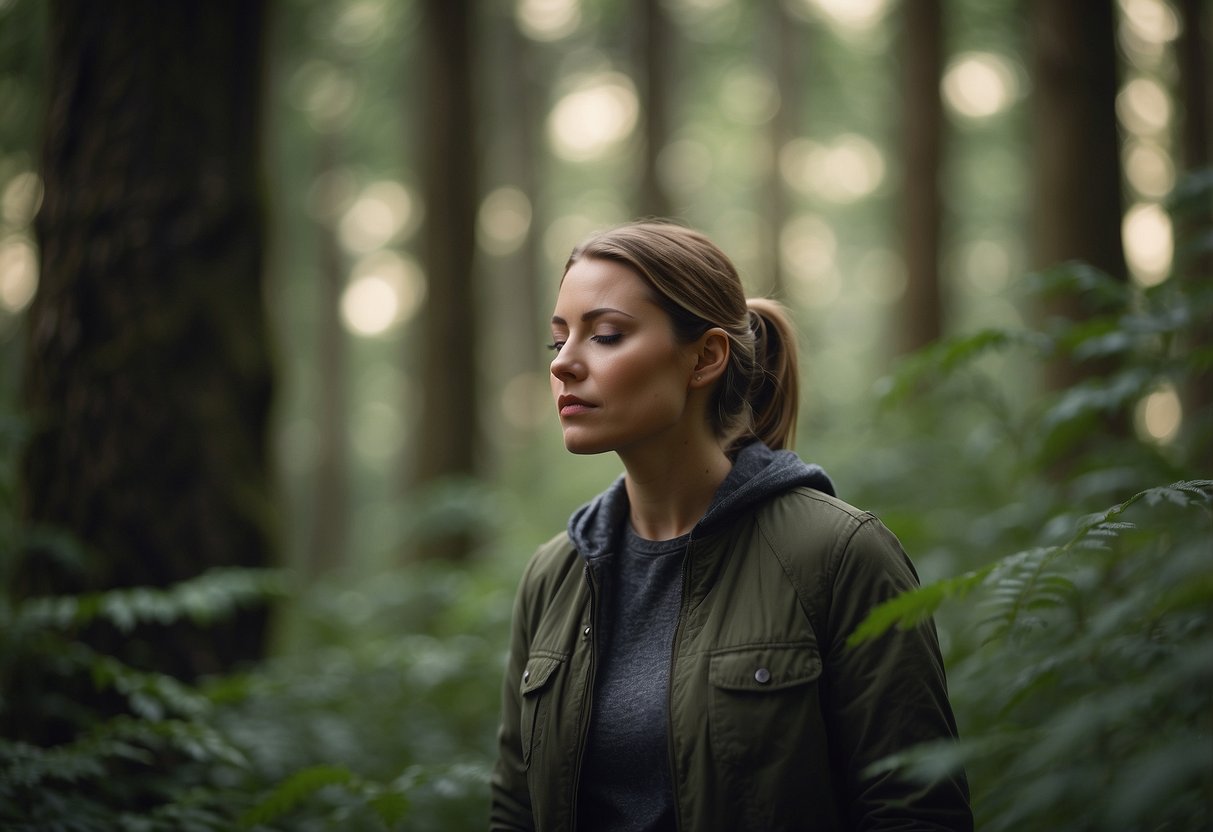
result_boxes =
[567,441,835,561]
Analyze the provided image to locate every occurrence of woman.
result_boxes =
[490,221,972,831]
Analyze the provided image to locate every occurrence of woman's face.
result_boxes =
[549,257,701,457]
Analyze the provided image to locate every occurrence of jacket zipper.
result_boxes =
[569,560,601,826]
[666,536,694,832]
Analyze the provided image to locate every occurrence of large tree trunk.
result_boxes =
[1175,0,1212,470]
[898,0,946,354]
[20,0,275,680]
[413,0,480,560]
[1029,0,1127,388]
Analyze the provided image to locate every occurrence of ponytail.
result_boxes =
[742,298,799,452]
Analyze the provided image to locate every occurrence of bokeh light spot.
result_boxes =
[478,187,533,257]
[548,73,639,162]
[793,0,888,31]
[290,60,358,130]
[338,180,415,254]
[341,275,399,335]
[0,235,38,313]
[1135,383,1182,444]
[516,0,581,42]
[1124,139,1175,199]
[1123,202,1173,286]
[780,213,837,280]
[781,135,885,203]
[942,53,1019,119]
[1117,77,1171,135]
[1119,0,1179,45]
[2,171,43,226]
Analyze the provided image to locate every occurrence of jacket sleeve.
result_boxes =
[489,559,537,832]
[821,515,973,831]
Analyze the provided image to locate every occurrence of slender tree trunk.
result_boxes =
[308,131,349,575]
[761,0,801,298]
[1029,0,1127,387]
[21,0,274,679]
[635,0,674,219]
[499,13,547,436]
[413,0,479,560]
[899,0,946,354]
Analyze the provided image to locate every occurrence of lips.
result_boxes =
[558,395,596,417]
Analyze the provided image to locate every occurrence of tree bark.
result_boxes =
[635,0,674,219]
[413,0,480,560]
[1175,0,1212,471]
[761,0,802,298]
[1029,0,1128,386]
[308,131,349,576]
[21,0,275,679]
[898,0,946,354]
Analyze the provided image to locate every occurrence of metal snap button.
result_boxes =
[754,667,771,684]
[523,669,530,683]
[583,625,592,639]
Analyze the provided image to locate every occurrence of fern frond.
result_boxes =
[12,568,291,633]
[846,565,994,647]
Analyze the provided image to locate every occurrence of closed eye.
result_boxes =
[591,333,622,345]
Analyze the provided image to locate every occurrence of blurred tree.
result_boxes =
[412,0,480,560]
[898,0,946,354]
[484,6,548,446]
[19,0,275,682]
[760,0,803,297]
[308,131,350,576]
[1176,0,1210,174]
[1028,0,1128,390]
[1174,0,1212,469]
[635,0,675,219]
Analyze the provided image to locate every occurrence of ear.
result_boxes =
[689,328,730,389]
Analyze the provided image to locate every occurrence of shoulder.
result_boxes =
[755,487,913,582]
[757,486,878,544]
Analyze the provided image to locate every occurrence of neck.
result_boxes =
[619,438,733,541]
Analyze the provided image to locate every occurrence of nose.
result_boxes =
[550,344,584,383]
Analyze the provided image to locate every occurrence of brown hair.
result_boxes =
[564,221,800,452]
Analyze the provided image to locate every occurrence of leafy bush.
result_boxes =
[847,179,1213,830]
[0,559,505,831]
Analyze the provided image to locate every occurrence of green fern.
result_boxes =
[11,567,290,634]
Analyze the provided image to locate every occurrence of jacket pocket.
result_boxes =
[519,653,564,769]
[708,642,823,768]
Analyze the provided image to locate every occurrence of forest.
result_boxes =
[0,0,1210,829]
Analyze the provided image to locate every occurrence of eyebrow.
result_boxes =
[551,307,636,326]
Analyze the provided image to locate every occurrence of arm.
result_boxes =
[822,516,973,831]
[489,562,536,832]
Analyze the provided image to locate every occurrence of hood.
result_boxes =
[567,441,835,560]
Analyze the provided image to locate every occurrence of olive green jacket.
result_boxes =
[490,486,972,831]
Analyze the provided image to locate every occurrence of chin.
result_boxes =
[561,431,613,456]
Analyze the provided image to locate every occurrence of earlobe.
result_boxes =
[690,328,730,388]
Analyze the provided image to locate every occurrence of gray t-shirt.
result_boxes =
[575,525,687,832]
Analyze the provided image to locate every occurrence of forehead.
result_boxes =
[555,257,653,312]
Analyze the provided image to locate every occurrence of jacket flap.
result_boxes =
[520,653,564,696]
[709,643,822,692]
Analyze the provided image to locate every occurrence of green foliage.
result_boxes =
[845,253,1213,830]
[0,555,504,831]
